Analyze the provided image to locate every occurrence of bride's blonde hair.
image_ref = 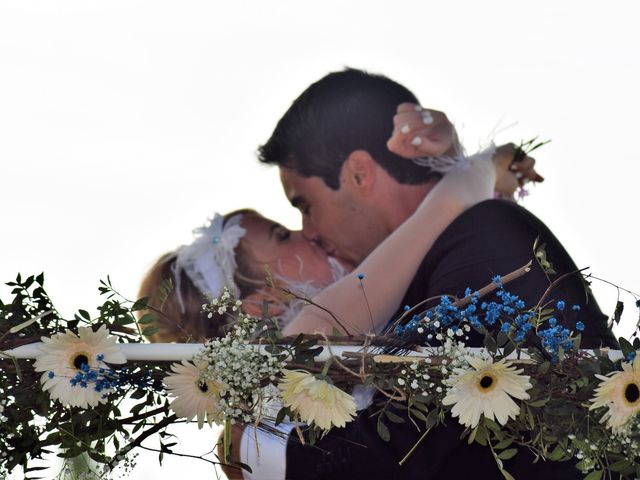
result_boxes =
[137,209,264,342]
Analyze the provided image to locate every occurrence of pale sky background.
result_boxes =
[1,1,639,478]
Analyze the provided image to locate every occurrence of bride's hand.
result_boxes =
[387,103,458,158]
[493,143,544,197]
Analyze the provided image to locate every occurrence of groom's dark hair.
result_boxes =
[258,68,440,190]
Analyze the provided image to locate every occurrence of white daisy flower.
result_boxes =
[33,325,126,408]
[590,355,640,433]
[164,360,223,428]
[442,357,532,428]
[278,369,356,432]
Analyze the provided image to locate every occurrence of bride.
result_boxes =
[138,103,538,341]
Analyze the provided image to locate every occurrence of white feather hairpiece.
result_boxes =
[171,213,246,313]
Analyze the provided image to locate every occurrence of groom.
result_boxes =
[247,68,616,479]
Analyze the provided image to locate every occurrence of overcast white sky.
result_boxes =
[1,1,639,478]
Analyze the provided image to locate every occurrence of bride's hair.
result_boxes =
[137,209,265,343]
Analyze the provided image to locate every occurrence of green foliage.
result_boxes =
[0,274,187,477]
[2,272,639,479]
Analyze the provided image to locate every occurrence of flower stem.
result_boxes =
[399,424,434,466]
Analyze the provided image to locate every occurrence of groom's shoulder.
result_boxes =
[450,198,541,230]
[437,199,548,244]
[424,199,548,269]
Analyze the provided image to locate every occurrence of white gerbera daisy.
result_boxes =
[164,360,223,429]
[590,355,640,434]
[278,369,356,432]
[443,357,532,428]
[33,325,126,408]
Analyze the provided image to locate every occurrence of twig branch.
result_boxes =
[107,414,177,470]
[137,445,222,468]
[534,267,589,310]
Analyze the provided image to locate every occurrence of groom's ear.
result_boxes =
[241,289,285,317]
[343,150,377,196]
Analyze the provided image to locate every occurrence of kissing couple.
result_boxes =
[140,68,617,479]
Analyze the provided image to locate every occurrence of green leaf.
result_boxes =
[425,409,439,430]
[114,314,135,325]
[612,301,624,325]
[474,425,488,446]
[484,332,498,354]
[261,299,270,317]
[130,389,146,400]
[141,326,159,337]
[308,426,318,445]
[572,333,582,350]
[494,438,513,450]
[483,418,501,434]
[385,410,405,424]
[409,408,427,422]
[583,470,603,480]
[619,337,634,358]
[275,407,287,426]
[609,459,634,474]
[547,444,565,461]
[501,341,516,359]
[468,424,478,444]
[498,467,516,480]
[534,242,556,276]
[131,297,149,311]
[497,448,518,460]
[138,313,156,325]
[129,402,145,415]
[78,309,91,321]
[377,418,390,442]
[155,278,173,310]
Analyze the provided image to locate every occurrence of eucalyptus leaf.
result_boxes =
[409,408,427,422]
[619,337,634,358]
[497,448,518,460]
[377,418,390,442]
[141,326,159,337]
[547,445,565,461]
[137,313,156,325]
[583,470,603,480]
[494,438,513,450]
[612,301,624,325]
[498,467,516,480]
[385,410,405,424]
[609,459,634,474]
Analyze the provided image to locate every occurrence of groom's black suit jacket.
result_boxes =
[285,199,617,480]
